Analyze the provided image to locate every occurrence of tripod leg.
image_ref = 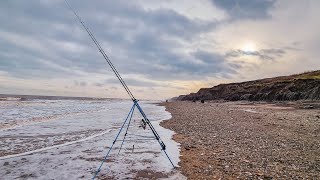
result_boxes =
[92,103,135,180]
[118,105,135,154]
[134,101,175,168]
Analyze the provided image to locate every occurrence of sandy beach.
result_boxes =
[161,101,320,179]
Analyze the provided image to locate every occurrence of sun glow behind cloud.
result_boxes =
[241,41,257,53]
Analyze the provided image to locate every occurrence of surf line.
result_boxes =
[0,129,112,160]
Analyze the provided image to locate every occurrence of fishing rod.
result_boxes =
[64,0,135,101]
[64,1,175,179]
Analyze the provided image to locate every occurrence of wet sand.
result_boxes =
[161,101,320,179]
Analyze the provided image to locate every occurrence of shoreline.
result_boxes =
[160,101,320,179]
[0,100,183,179]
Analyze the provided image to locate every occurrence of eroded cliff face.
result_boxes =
[179,71,320,101]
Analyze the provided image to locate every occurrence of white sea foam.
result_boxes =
[0,100,185,179]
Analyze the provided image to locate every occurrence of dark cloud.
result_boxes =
[0,40,75,79]
[193,50,226,64]
[225,48,286,60]
[212,0,275,19]
[0,0,240,95]
[181,50,238,77]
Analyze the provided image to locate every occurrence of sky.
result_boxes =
[0,0,319,100]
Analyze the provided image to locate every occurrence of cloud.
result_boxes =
[225,48,286,60]
[137,0,228,22]
[0,0,226,80]
[0,0,319,99]
[93,82,104,87]
[212,0,275,20]
[74,80,87,87]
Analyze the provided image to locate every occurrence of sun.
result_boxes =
[241,41,257,53]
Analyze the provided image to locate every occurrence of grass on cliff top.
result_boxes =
[299,75,320,79]
[297,71,320,79]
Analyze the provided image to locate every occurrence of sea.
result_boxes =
[0,96,185,179]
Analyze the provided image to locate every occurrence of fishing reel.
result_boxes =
[139,119,147,129]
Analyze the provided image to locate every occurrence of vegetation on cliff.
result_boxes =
[178,70,320,101]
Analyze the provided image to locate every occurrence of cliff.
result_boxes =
[179,70,320,101]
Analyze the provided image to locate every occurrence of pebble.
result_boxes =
[162,101,320,179]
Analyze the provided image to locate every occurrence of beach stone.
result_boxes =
[304,105,314,109]
[4,162,9,166]
[263,175,273,180]
[161,101,320,179]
